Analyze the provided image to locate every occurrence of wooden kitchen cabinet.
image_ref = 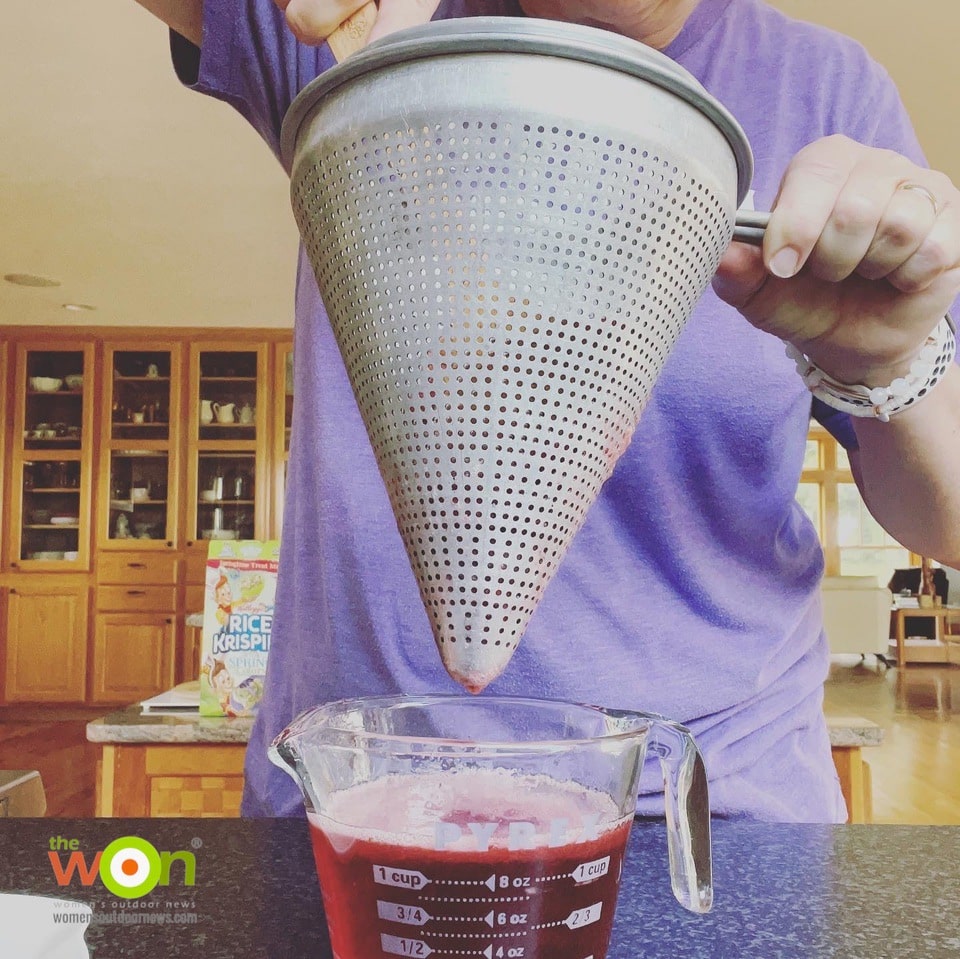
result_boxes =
[3,581,88,702]
[0,328,292,705]
[93,552,180,703]
[91,613,176,703]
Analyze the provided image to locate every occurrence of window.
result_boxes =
[797,425,914,584]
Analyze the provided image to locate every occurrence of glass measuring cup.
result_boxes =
[270,695,712,959]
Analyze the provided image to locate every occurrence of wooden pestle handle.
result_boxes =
[327,1,379,62]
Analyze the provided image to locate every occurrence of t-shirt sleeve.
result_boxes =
[169,0,338,164]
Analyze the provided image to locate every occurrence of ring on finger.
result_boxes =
[896,181,940,217]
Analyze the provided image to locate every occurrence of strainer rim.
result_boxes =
[280,15,754,202]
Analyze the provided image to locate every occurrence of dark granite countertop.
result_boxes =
[1,819,957,958]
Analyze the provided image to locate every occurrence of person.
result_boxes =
[134,0,960,820]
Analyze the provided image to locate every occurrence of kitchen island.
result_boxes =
[87,703,882,821]
[1,818,956,958]
[87,706,252,817]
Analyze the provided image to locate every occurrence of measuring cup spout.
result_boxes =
[646,716,713,913]
[268,705,329,813]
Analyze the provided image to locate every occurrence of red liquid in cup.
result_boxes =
[308,770,633,959]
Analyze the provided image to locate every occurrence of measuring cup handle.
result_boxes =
[648,719,713,913]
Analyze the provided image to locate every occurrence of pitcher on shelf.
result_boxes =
[199,399,214,425]
[213,402,236,424]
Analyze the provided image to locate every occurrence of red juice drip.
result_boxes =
[307,771,633,959]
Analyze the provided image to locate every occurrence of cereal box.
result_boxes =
[200,540,280,717]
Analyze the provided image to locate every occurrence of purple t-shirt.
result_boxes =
[175,0,925,821]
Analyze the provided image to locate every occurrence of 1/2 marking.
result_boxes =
[381,934,431,956]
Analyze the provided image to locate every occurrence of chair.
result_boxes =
[0,771,47,816]
[821,576,892,661]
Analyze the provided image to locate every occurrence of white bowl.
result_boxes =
[200,490,219,502]
[50,516,80,526]
[29,376,62,392]
[129,487,149,502]
[63,550,79,561]
[29,550,64,561]
[201,529,238,540]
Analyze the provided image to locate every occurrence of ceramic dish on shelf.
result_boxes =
[29,377,63,392]
[50,516,80,526]
[201,529,238,540]
[64,374,83,390]
[28,551,64,561]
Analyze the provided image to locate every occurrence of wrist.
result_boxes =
[786,315,956,422]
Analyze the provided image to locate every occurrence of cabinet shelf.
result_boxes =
[199,499,255,506]
[114,376,171,382]
[27,390,83,397]
[110,499,168,511]
[25,487,81,494]
[25,523,80,530]
[23,437,82,444]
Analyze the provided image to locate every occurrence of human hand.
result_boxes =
[274,0,442,49]
[713,135,960,387]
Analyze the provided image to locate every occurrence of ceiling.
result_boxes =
[4,2,958,332]
[1,2,298,329]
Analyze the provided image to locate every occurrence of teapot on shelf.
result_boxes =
[213,402,236,424]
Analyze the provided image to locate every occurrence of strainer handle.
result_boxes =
[732,209,770,247]
[328,1,378,62]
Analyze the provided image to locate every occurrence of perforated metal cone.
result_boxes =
[283,19,752,690]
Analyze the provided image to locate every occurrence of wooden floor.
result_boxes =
[0,707,102,817]
[0,662,957,821]
[824,658,960,824]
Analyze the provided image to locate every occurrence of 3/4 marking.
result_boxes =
[378,901,431,926]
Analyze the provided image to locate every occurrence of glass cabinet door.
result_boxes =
[12,345,94,568]
[272,343,294,536]
[110,350,174,442]
[100,345,180,550]
[196,452,257,542]
[107,451,173,544]
[23,350,86,452]
[19,460,83,562]
[189,344,269,546]
[197,350,259,442]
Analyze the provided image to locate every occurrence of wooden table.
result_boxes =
[825,715,882,824]
[891,605,960,668]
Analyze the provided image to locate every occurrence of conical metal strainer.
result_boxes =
[281,17,755,691]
